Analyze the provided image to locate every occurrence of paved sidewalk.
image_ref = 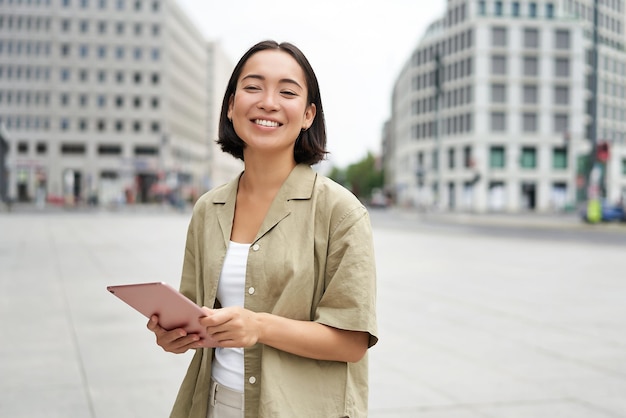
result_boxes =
[1,208,625,417]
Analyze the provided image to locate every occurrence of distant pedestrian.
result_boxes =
[147,40,378,418]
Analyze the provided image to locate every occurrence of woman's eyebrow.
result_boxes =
[241,74,303,89]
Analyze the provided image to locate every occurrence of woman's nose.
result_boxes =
[257,92,279,111]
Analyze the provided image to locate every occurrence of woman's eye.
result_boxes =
[243,85,260,91]
[281,90,297,96]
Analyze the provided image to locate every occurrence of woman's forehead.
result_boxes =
[239,50,306,85]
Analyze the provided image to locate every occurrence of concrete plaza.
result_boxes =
[1,207,625,417]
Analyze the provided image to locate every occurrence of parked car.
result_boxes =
[580,199,625,223]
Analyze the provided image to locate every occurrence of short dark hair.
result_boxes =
[217,40,327,165]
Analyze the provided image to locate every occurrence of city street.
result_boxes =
[1,207,625,417]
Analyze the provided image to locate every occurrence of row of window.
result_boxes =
[411,29,474,66]
[59,43,161,61]
[411,57,473,91]
[414,145,568,171]
[0,0,51,6]
[58,93,160,110]
[58,0,160,12]
[492,27,572,50]
[491,84,570,105]
[411,86,473,114]
[0,66,51,81]
[490,111,569,133]
[59,118,160,134]
[489,146,569,170]
[566,0,623,35]
[411,113,474,140]
[9,141,159,158]
[56,68,160,85]
[0,115,160,133]
[0,14,51,31]
[492,55,570,78]
[478,1,556,19]
[0,90,50,106]
[0,40,52,56]
[59,19,160,36]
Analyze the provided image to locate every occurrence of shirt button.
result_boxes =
[249,376,256,384]
[252,244,260,251]
[248,287,255,295]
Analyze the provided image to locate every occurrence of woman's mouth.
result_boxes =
[254,119,281,128]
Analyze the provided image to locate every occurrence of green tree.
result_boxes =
[328,152,383,200]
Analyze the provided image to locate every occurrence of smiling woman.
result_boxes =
[147,40,378,418]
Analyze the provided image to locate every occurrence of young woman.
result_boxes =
[148,40,378,418]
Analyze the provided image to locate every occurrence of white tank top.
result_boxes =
[211,241,250,392]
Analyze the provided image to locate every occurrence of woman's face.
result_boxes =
[227,49,316,160]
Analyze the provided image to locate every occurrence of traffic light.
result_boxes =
[596,141,609,163]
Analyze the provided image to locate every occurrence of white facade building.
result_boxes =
[0,0,237,206]
[386,0,626,212]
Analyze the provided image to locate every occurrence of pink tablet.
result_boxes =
[107,281,217,347]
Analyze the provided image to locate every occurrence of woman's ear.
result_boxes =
[227,94,234,121]
[303,103,317,130]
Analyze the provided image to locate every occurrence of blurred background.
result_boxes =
[1,0,626,417]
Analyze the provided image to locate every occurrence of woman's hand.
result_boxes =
[147,315,202,354]
[199,306,261,348]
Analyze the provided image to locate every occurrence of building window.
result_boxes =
[61,143,86,155]
[491,83,506,103]
[552,147,567,169]
[523,56,539,76]
[17,142,29,154]
[448,148,455,169]
[523,28,539,48]
[115,120,124,132]
[494,1,503,16]
[116,71,124,83]
[151,97,159,108]
[522,113,538,132]
[134,72,142,83]
[489,146,506,168]
[98,144,122,155]
[133,47,142,60]
[97,95,106,107]
[522,84,538,104]
[554,86,569,104]
[78,119,88,131]
[512,2,520,16]
[36,142,47,155]
[492,27,507,47]
[491,55,506,75]
[134,145,157,156]
[133,96,141,108]
[520,147,537,168]
[554,114,568,133]
[133,120,141,132]
[529,2,537,17]
[621,158,626,175]
[115,46,124,59]
[98,70,106,82]
[60,43,70,57]
[60,118,70,130]
[478,1,486,16]
[115,96,124,107]
[555,58,570,77]
[98,21,107,33]
[150,121,160,133]
[555,30,570,49]
[491,112,506,131]
[60,93,69,106]
[151,72,159,84]
[546,3,554,18]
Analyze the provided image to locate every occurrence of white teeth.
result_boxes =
[255,119,279,127]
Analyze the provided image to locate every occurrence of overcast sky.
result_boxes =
[176,0,446,168]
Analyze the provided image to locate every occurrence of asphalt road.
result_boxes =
[1,206,625,417]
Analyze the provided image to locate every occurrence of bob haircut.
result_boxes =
[217,40,327,165]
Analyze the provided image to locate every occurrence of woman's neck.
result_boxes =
[239,157,297,196]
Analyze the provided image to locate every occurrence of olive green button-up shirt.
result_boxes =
[171,164,378,418]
